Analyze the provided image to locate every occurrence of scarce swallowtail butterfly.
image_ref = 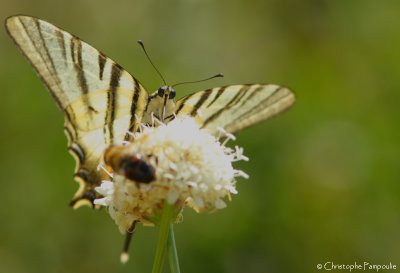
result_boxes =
[5,15,295,209]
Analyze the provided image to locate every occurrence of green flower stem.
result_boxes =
[168,223,181,273]
[151,203,174,273]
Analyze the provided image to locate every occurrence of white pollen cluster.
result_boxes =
[94,116,249,233]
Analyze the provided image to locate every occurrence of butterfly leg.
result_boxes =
[120,220,139,263]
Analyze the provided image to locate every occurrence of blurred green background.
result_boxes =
[1,0,400,272]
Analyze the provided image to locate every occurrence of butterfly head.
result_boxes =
[158,86,176,121]
[157,85,176,100]
[146,86,176,122]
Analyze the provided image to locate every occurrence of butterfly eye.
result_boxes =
[157,86,166,97]
[169,89,176,99]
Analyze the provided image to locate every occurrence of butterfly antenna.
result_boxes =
[172,73,224,88]
[120,220,138,264]
[137,40,167,85]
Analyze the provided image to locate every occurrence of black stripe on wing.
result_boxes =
[35,18,61,88]
[15,18,64,109]
[206,86,226,108]
[98,54,106,80]
[124,78,142,140]
[104,63,122,144]
[70,36,89,94]
[189,88,212,116]
[201,85,251,127]
[175,93,195,115]
[56,29,67,61]
[232,86,285,124]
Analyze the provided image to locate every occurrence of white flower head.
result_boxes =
[94,116,248,233]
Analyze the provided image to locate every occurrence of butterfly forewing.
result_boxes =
[175,84,295,135]
[6,15,149,208]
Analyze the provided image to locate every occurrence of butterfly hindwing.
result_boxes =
[175,84,295,135]
[6,15,149,208]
